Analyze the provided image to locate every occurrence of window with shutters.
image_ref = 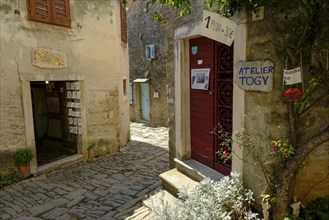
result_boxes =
[120,1,127,43]
[27,0,71,28]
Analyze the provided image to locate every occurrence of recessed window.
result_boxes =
[123,79,127,96]
[27,0,71,28]
[120,1,127,43]
[146,44,155,61]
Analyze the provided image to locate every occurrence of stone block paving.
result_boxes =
[0,122,168,220]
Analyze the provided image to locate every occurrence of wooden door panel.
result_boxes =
[190,37,215,168]
[191,105,213,114]
[190,37,233,176]
[190,59,213,67]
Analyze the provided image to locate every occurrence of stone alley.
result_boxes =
[0,122,169,220]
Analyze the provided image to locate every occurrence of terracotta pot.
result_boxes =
[19,164,30,177]
[88,149,94,160]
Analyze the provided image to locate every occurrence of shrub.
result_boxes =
[13,148,33,167]
[0,173,24,188]
[151,172,260,220]
[87,143,95,150]
[299,197,329,220]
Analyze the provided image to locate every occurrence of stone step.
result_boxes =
[174,158,224,182]
[159,169,198,197]
[143,190,177,208]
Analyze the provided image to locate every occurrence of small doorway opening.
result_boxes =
[30,81,80,166]
[140,83,150,121]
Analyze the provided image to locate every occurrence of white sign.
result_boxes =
[235,60,274,92]
[191,68,210,90]
[201,10,237,46]
[283,67,302,85]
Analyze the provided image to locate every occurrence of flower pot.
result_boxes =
[19,164,30,177]
[88,149,94,160]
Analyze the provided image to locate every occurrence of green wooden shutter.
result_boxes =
[28,0,52,23]
[51,0,71,27]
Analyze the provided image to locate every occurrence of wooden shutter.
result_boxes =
[120,1,128,43]
[27,0,71,27]
[51,0,71,27]
[28,0,52,23]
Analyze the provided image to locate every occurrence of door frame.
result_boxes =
[21,75,86,174]
[173,19,247,176]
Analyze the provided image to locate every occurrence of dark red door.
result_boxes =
[190,37,233,175]
[190,37,216,167]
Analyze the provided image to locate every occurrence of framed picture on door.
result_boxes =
[191,68,210,90]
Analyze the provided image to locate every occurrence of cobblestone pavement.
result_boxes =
[0,122,169,220]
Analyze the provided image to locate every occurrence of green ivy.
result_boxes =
[0,173,24,189]
[143,0,281,20]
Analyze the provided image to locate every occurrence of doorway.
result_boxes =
[189,37,233,175]
[141,83,150,121]
[30,81,78,166]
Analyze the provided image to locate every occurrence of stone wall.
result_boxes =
[128,0,328,206]
[128,0,203,167]
[0,0,130,175]
[128,1,170,127]
[243,0,329,205]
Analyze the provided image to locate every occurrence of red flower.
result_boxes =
[223,152,230,157]
[271,146,277,151]
[282,88,303,101]
[237,143,241,148]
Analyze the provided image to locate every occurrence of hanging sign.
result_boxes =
[235,60,274,92]
[191,68,210,90]
[282,67,304,101]
[201,10,237,46]
[283,67,302,85]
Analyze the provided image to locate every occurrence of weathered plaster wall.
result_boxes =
[0,0,130,175]
[243,1,329,205]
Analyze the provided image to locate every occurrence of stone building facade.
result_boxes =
[128,0,203,167]
[0,0,130,175]
[127,1,203,127]
[128,0,329,208]
[128,2,169,127]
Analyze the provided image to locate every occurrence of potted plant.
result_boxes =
[13,148,33,177]
[87,143,95,160]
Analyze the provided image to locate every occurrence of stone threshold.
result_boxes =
[36,154,84,175]
[174,158,225,182]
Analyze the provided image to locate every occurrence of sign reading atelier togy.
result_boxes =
[236,60,274,92]
[201,10,237,46]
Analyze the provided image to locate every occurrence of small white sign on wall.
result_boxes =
[201,10,237,46]
[283,67,302,85]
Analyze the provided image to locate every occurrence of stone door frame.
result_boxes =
[21,73,86,174]
[173,16,247,176]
